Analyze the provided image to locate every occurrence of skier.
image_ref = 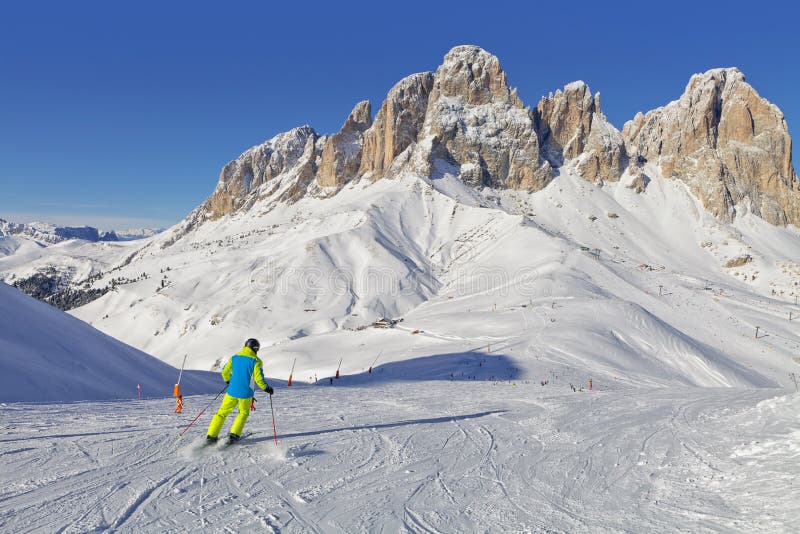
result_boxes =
[206,338,274,444]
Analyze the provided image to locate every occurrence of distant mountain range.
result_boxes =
[0,218,163,245]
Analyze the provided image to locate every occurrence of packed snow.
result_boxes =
[1,383,798,531]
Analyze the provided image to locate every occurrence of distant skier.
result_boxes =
[206,338,273,444]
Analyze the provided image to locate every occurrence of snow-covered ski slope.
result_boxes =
[1,384,798,532]
[0,282,219,402]
[68,165,800,390]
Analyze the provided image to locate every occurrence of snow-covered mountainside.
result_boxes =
[53,46,800,392]
[66,168,800,388]
[0,282,218,402]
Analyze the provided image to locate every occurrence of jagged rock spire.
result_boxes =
[623,67,800,225]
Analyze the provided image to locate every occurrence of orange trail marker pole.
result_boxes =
[173,354,188,412]
[287,358,296,386]
[335,357,342,379]
[589,378,593,391]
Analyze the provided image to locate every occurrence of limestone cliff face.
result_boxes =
[623,68,800,225]
[358,73,434,180]
[535,81,627,183]
[420,45,551,190]
[317,101,372,188]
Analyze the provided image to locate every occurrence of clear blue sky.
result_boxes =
[1,0,797,230]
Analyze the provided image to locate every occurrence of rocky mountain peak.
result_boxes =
[535,81,627,183]
[342,100,372,133]
[623,67,799,225]
[435,45,518,107]
[416,46,550,189]
[358,72,435,180]
[317,100,372,188]
[201,125,319,219]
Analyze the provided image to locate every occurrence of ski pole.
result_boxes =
[270,394,278,446]
[178,384,227,438]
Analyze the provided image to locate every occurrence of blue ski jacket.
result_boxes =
[221,346,269,399]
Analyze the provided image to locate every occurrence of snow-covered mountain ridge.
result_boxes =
[0,218,119,245]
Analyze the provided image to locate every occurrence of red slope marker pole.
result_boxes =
[270,394,278,446]
[335,357,343,379]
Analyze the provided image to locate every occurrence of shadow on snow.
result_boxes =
[308,351,523,387]
[248,409,507,443]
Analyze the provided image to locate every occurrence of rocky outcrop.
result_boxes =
[535,81,627,183]
[421,45,551,190]
[625,157,651,193]
[201,126,319,219]
[317,101,372,187]
[359,73,434,180]
[623,68,800,225]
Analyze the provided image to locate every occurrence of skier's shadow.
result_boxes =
[249,410,506,443]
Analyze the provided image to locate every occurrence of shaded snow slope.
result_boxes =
[0,282,218,402]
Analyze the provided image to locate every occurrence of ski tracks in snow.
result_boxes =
[1,384,797,532]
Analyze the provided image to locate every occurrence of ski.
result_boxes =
[225,431,253,446]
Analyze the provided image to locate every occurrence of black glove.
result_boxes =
[225,381,229,385]
[265,385,274,395]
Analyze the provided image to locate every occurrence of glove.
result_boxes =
[265,385,274,395]
[225,381,229,385]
